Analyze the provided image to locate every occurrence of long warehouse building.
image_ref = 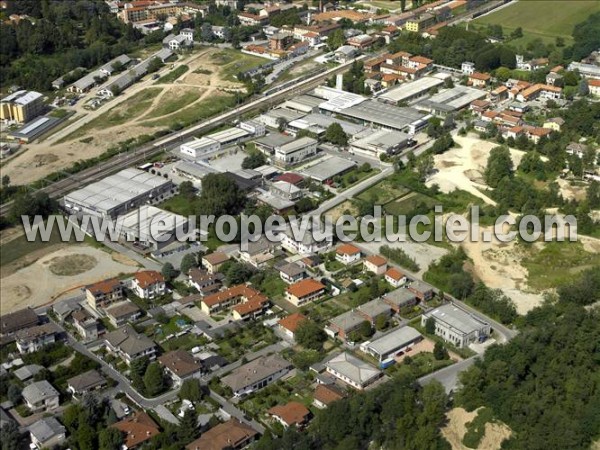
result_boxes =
[63,168,175,218]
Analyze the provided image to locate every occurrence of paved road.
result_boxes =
[265,49,321,85]
[209,390,265,434]
[418,356,480,394]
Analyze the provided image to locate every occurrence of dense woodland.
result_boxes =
[0,0,148,91]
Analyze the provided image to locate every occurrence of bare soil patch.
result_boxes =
[442,407,512,450]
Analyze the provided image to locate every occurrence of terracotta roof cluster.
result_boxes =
[278,312,307,333]
[286,279,326,299]
[520,83,562,99]
[469,72,491,81]
[336,243,361,256]
[203,284,266,308]
[134,271,164,289]
[267,401,311,426]
[111,411,160,448]
[0,307,38,335]
[202,252,230,266]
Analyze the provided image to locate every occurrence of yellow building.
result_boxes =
[404,13,435,32]
[0,90,44,123]
[542,117,565,132]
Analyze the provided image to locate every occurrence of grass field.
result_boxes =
[155,65,189,84]
[141,93,236,128]
[522,241,600,291]
[356,179,412,205]
[144,88,203,119]
[473,0,600,46]
[384,192,436,216]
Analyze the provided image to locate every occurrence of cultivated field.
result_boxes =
[473,0,600,46]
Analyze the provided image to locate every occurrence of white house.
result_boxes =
[132,270,166,299]
[335,243,361,265]
[384,267,407,288]
[22,381,60,413]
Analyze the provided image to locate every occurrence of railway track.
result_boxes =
[0,56,366,218]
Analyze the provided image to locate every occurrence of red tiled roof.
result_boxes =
[111,412,160,448]
[267,401,311,426]
[158,350,202,378]
[286,279,326,299]
[470,72,491,81]
[385,267,405,281]
[275,173,304,185]
[336,243,361,256]
[135,270,164,289]
[203,285,263,307]
[365,255,387,267]
[314,384,346,406]
[278,312,307,333]
[86,278,121,296]
[202,252,229,266]
[186,420,258,450]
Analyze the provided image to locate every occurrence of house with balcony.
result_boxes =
[15,322,60,354]
[132,271,166,299]
[86,278,124,311]
[22,381,60,413]
[104,325,157,365]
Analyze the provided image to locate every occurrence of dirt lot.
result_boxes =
[442,407,512,450]
[3,47,250,185]
[1,245,140,313]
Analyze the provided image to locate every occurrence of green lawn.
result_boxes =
[522,241,600,291]
[140,94,236,129]
[211,49,267,82]
[383,192,436,216]
[473,0,600,46]
[356,179,412,205]
[155,65,189,84]
[386,352,454,380]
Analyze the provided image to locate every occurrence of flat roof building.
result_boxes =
[0,90,44,123]
[221,354,292,397]
[338,100,427,132]
[378,74,447,104]
[301,155,357,182]
[274,136,318,166]
[421,303,491,348]
[180,137,220,158]
[63,168,175,219]
[9,116,62,143]
[417,85,487,116]
[360,326,422,367]
[350,129,411,157]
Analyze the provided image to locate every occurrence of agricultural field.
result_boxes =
[473,0,600,46]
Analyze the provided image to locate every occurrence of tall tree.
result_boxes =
[144,362,166,397]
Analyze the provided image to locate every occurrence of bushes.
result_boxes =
[379,244,420,272]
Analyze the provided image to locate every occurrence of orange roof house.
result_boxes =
[111,411,160,448]
[285,279,326,306]
[186,419,258,450]
[278,312,307,338]
[134,271,164,289]
[267,401,311,428]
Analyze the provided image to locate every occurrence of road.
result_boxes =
[418,355,479,394]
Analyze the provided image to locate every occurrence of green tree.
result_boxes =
[327,29,345,50]
[99,428,125,450]
[179,378,204,403]
[324,122,348,146]
[360,320,374,339]
[375,315,388,331]
[179,253,197,275]
[485,145,513,187]
[241,151,266,169]
[295,319,327,351]
[7,383,21,404]
[177,409,198,443]
[425,317,436,335]
[225,261,254,285]
[143,362,166,397]
[0,421,23,450]
[161,262,177,282]
[433,341,449,360]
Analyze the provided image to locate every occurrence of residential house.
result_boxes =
[29,417,66,450]
[277,312,307,341]
[404,13,435,32]
[543,117,565,132]
[325,310,366,341]
[72,309,100,341]
[285,278,327,307]
[200,284,268,320]
[185,419,258,450]
[468,72,491,88]
[188,268,222,294]
[383,288,418,312]
[104,325,157,365]
[15,322,60,354]
[313,384,346,409]
[490,85,509,101]
[267,402,311,428]
[111,411,160,449]
[524,125,552,144]
[22,381,60,412]
[238,238,278,268]
[0,307,38,337]
[221,354,292,397]
[13,365,43,384]
[105,301,142,328]
[566,142,587,158]
[363,255,387,275]
[67,370,106,398]
[325,352,382,389]
[421,303,491,348]
[86,278,124,311]
[158,350,203,385]
[461,61,475,75]
[132,270,166,299]
[384,267,408,288]
[357,299,392,324]
[335,243,361,265]
[278,262,306,284]
[589,79,600,97]
[408,280,435,301]
[516,83,562,102]
[202,252,230,274]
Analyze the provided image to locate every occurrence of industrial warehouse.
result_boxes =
[63,168,175,218]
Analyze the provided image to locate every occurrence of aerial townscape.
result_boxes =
[0,0,599,449]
